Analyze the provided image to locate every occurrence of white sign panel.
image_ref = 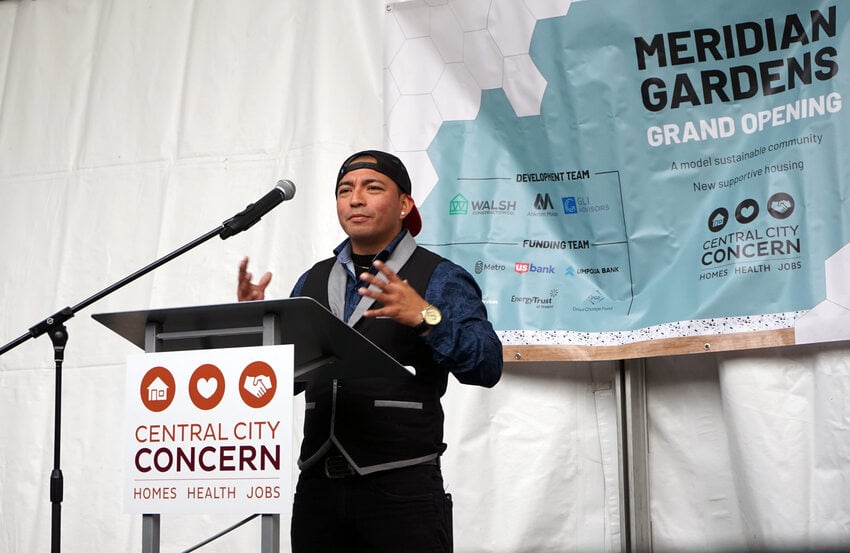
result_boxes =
[124,345,293,515]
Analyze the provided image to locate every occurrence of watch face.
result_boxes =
[423,305,442,325]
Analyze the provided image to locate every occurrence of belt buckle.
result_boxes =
[324,455,356,478]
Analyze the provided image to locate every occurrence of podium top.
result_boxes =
[92,297,410,382]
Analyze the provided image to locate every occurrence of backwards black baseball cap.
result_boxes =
[336,149,422,236]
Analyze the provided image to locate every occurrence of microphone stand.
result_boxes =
[0,220,246,553]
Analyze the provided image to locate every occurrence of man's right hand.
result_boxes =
[237,256,272,301]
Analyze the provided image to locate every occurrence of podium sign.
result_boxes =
[124,345,293,515]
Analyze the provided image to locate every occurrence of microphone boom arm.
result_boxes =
[1,179,295,355]
[0,225,224,355]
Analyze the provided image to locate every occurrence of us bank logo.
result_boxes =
[450,194,468,215]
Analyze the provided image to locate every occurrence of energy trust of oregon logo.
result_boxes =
[139,361,277,412]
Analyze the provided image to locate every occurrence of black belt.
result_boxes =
[323,454,357,478]
[321,454,439,478]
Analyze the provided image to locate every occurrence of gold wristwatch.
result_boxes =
[414,304,442,334]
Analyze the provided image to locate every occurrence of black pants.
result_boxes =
[291,464,453,553]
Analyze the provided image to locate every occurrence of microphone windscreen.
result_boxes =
[276,179,296,200]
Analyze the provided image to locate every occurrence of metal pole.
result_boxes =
[618,358,652,552]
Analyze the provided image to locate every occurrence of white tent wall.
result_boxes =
[645,344,850,552]
[0,1,848,552]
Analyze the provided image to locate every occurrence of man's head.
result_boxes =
[335,150,422,254]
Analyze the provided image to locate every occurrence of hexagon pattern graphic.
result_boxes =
[795,242,850,344]
[385,0,576,199]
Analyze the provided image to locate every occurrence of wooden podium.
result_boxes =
[94,297,409,553]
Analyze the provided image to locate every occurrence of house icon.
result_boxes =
[449,194,468,215]
[711,212,726,230]
[147,376,169,402]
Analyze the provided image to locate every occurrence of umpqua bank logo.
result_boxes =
[450,194,469,215]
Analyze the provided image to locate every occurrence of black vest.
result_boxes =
[298,246,448,474]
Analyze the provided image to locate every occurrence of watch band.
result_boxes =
[413,319,431,334]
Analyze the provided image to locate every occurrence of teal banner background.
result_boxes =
[404,1,848,343]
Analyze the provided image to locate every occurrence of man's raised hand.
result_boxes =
[237,256,272,301]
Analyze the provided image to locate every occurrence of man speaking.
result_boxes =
[238,150,503,552]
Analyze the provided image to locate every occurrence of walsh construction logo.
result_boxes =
[450,193,469,215]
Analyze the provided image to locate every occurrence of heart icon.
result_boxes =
[197,377,218,399]
[741,206,754,218]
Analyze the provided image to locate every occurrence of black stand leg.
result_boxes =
[48,325,68,553]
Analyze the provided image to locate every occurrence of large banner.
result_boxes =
[386,0,850,359]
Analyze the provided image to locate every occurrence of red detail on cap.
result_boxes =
[403,202,422,236]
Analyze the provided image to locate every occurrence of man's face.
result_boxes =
[336,164,411,254]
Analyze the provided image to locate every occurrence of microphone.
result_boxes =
[220,179,296,239]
